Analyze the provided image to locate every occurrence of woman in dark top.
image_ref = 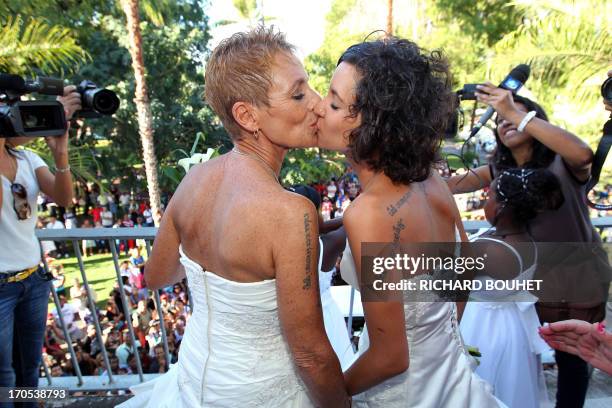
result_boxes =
[447,84,605,408]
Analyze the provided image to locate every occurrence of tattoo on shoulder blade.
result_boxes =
[302,213,313,290]
[386,189,413,216]
[393,218,406,246]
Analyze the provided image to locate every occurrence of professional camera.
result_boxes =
[0,73,119,138]
[76,80,120,118]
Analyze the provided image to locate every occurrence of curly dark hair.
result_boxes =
[494,168,564,226]
[338,37,454,185]
[492,95,555,172]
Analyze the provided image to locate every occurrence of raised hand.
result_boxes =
[475,82,524,125]
[57,85,82,120]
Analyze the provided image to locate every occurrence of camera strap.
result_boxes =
[586,119,612,210]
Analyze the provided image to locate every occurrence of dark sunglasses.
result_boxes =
[11,183,31,220]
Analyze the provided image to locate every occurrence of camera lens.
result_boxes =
[602,77,612,103]
[92,89,120,115]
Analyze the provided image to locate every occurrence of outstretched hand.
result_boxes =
[539,319,612,375]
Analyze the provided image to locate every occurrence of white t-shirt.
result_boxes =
[143,209,153,224]
[64,212,76,229]
[101,210,114,227]
[326,184,337,198]
[0,150,47,272]
[47,220,65,230]
[119,194,130,206]
[52,302,79,327]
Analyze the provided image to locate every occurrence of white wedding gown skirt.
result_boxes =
[340,240,506,408]
[460,236,549,408]
[461,301,549,408]
[117,246,313,408]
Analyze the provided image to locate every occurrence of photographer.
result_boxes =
[448,83,606,408]
[0,85,78,407]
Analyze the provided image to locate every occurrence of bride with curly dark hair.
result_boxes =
[315,37,505,407]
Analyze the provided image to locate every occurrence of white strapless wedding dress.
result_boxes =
[340,240,506,408]
[116,245,313,408]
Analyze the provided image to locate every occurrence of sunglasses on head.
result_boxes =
[11,183,31,220]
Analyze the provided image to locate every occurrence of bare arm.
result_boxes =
[144,198,184,290]
[445,165,492,194]
[320,216,344,234]
[36,85,83,206]
[342,206,409,395]
[320,226,347,272]
[36,128,73,207]
[476,82,593,182]
[275,197,350,407]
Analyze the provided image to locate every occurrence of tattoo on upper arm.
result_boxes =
[386,189,413,216]
[303,213,313,290]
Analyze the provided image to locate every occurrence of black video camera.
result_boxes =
[0,73,119,138]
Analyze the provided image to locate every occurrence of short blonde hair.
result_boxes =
[204,26,295,138]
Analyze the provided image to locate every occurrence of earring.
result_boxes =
[253,129,260,140]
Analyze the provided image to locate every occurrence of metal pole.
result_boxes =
[43,255,84,386]
[109,240,144,381]
[347,287,355,338]
[71,240,114,385]
[41,357,52,386]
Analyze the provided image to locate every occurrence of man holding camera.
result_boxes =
[0,85,79,408]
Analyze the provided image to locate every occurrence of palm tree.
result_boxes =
[0,15,86,75]
[493,0,610,111]
[387,0,393,36]
[120,0,162,226]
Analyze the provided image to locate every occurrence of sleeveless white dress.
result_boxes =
[460,236,549,408]
[116,245,314,408]
[339,240,506,408]
[318,238,356,371]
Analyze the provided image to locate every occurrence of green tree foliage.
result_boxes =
[493,0,610,112]
[492,0,611,184]
[434,0,521,46]
[0,15,87,76]
[4,0,227,192]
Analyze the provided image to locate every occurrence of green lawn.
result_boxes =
[49,253,126,312]
[445,155,464,170]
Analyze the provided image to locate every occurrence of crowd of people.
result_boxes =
[42,266,189,380]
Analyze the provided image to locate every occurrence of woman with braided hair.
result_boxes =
[460,168,565,408]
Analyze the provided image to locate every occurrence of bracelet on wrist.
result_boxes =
[517,111,537,132]
[55,165,71,174]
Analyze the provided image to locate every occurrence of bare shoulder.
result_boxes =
[344,194,392,242]
[176,155,225,191]
[474,237,521,279]
[273,190,318,227]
